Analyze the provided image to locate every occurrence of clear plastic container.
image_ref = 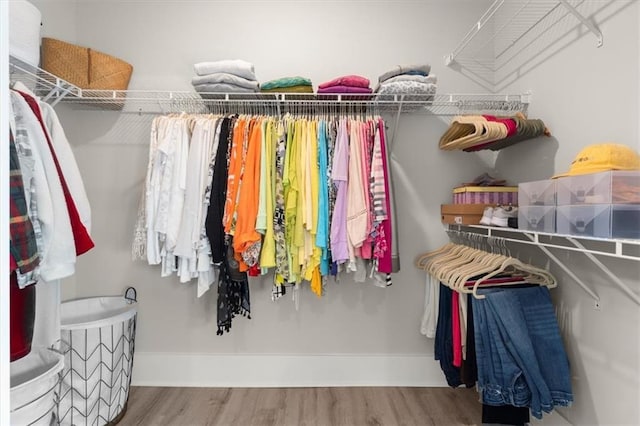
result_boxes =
[518,206,556,232]
[557,204,640,239]
[556,171,640,205]
[518,179,556,206]
[557,205,611,238]
[611,204,640,239]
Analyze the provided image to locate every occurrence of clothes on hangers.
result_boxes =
[416,236,570,420]
[136,112,394,334]
[9,84,94,285]
[9,130,40,286]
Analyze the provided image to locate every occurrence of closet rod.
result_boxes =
[447,227,600,302]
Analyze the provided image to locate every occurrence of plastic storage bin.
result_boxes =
[556,205,608,238]
[57,288,137,426]
[557,204,640,239]
[611,204,640,239]
[518,179,556,206]
[11,348,65,426]
[556,171,640,205]
[518,206,556,232]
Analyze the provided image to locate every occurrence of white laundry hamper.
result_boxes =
[11,348,65,426]
[56,288,137,426]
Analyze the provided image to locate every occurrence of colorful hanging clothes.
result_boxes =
[137,112,395,335]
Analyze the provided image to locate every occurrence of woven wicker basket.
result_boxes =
[41,37,133,100]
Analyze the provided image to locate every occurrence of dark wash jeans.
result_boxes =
[434,284,462,387]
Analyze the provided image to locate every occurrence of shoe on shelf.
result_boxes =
[491,206,518,227]
[479,207,494,226]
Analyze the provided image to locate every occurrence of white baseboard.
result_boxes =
[532,410,573,425]
[131,353,449,388]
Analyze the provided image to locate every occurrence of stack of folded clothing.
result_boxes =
[260,76,313,93]
[192,59,259,96]
[317,75,372,94]
[374,64,437,98]
[462,172,507,187]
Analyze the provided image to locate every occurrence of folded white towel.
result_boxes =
[192,73,259,90]
[193,60,256,80]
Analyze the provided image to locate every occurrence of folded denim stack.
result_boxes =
[192,60,259,97]
[260,76,313,93]
[317,75,372,95]
[374,64,437,98]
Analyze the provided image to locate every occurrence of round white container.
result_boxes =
[11,348,65,426]
[9,0,42,66]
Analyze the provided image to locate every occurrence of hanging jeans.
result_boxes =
[473,286,573,419]
[435,284,462,387]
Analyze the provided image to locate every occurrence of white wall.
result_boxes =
[465,1,639,425]
[39,0,495,387]
[30,0,77,44]
[30,0,640,423]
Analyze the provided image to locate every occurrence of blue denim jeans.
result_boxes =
[474,286,573,419]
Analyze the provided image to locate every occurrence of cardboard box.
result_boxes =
[441,204,494,225]
[453,186,518,205]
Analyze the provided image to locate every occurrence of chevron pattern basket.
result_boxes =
[56,294,137,426]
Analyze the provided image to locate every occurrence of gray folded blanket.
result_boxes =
[193,82,259,93]
[193,59,256,81]
[374,74,437,92]
[192,73,259,90]
[378,64,431,83]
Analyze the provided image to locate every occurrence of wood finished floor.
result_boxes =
[120,386,482,426]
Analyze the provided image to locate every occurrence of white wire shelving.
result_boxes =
[447,224,640,307]
[445,0,603,67]
[9,55,530,116]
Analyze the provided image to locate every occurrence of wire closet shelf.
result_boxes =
[9,55,530,116]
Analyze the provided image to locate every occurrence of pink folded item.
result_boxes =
[318,75,370,89]
[317,85,373,94]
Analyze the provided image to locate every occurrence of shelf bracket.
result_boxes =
[445,0,505,66]
[558,0,603,47]
[566,238,640,305]
[523,233,600,303]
